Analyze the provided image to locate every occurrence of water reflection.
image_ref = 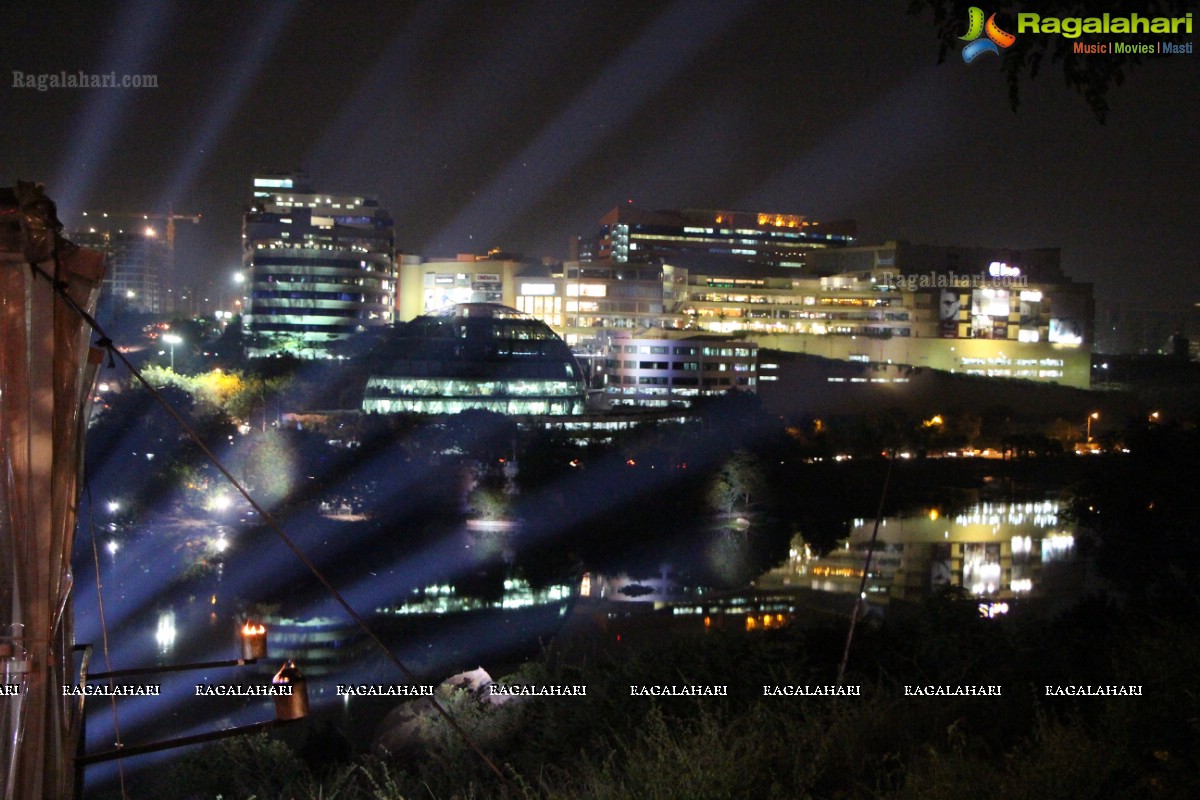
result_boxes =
[154,610,177,654]
[375,579,573,616]
[253,579,576,677]
[76,498,1083,792]
[763,500,1077,602]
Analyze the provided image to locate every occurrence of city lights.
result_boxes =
[7,5,1195,797]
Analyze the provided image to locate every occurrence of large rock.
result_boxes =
[374,666,513,757]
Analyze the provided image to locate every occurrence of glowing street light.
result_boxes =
[1086,411,1099,442]
[162,332,182,370]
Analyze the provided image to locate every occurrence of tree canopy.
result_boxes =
[909,0,1193,122]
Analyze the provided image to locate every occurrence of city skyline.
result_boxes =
[5,9,1199,794]
[3,1,1198,311]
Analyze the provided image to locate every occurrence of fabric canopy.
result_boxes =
[1,183,104,800]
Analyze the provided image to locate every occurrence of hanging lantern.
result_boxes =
[239,622,267,661]
[271,661,308,721]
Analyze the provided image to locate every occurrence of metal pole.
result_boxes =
[87,657,258,682]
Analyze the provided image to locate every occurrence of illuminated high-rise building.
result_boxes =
[578,207,857,268]
[242,171,396,358]
[70,225,169,315]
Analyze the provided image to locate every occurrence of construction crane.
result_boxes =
[80,205,201,253]
[80,206,201,312]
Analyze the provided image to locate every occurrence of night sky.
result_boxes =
[3,0,1197,308]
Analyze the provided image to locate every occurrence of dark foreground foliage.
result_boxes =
[127,595,1200,800]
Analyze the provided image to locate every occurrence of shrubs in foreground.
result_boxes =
[130,599,1200,800]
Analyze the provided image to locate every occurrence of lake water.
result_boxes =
[72,498,1084,790]
[764,499,1083,606]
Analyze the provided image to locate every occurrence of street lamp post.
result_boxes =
[1086,411,1099,442]
[232,270,246,315]
[163,333,182,371]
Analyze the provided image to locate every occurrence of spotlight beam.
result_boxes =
[737,69,957,217]
[423,0,757,254]
[157,3,296,208]
[52,0,180,214]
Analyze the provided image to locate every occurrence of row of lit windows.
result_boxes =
[248,322,367,334]
[702,347,753,357]
[611,227,843,244]
[367,377,581,398]
[365,397,584,415]
[691,293,805,305]
[267,194,363,205]
[254,255,387,268]
[252,290,388,304]
[252,243,386,255]
[610,375,738,387]
[249,306,388,319]
[572,316,677,329]
[607,343,756,359]
[819,297,887,307]
[254,275,390,289]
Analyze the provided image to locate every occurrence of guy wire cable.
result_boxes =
[836,450,893,687]
[83,472,129,799]
[30,258,515,789]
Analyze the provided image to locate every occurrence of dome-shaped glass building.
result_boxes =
[362,303,586,415]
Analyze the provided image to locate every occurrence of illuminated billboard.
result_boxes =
[939,290,962,338]
[1048,294,1087,346]
[970,289,1010,339]
[971,288,1010,317]
[1049,318,1083,345]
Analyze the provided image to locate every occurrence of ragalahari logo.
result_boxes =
[960,7,1016,62]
